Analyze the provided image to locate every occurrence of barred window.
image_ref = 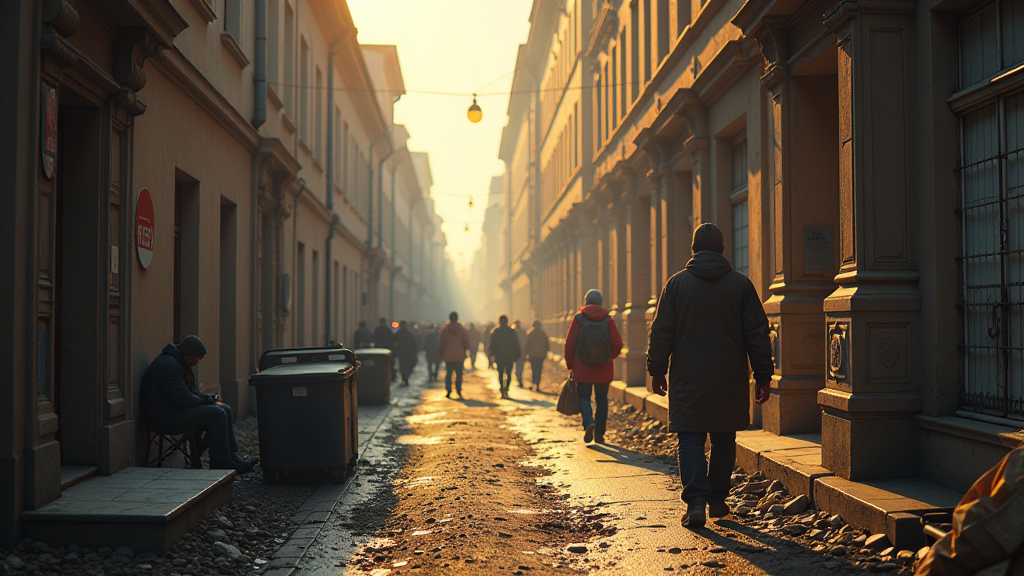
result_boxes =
[960,0,1024,89]
[729,140,749,277]
[957,93,1024,421]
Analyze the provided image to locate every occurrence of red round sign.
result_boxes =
[135,188,154,268]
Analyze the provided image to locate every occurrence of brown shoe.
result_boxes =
[681,498,706,528]
[708,501,730,518]
[583,424,596,443]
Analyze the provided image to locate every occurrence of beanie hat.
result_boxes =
[692,222,725,254]
[178,335,207,356]
[584,289,603,306]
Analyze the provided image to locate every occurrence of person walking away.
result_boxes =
[353,320,373,349]
[423,324,441,381]
[564,290,622,445]
[467,323,481,370]
[647,222,774,529]
[141,335,256,473]
[488,316,522,399]
[373,317,393,350]
[437,311,470,398]
[525,320,550,391]
[482,322,492,367]
[393,321,418,387]
[513,320,528,387]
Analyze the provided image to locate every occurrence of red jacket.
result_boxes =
[563,305,623,384]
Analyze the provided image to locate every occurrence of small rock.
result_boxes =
[735,506,752,515]
[807,529,825,540]
[767,504,784,516]
[216,517,235,530]
[783,524,808,536]
[828,514,844,528]
[213,542,241,560]
[113,547,134,558]
[208,529,229,543]
[742,480,771,494]
[566,544,587,554]
[877,562,899,571]
[868,532,892,549]
[498,533,513,538]
[701,559,724,568]
[668,547,682,554]
[896,550,914,561]
[823,560,842,569]
[6,556,25,570]
[62,553,78,562]
[709,546,727,553]
[881,547,896,557]
[136,564,152,570]
[783,494,809,515]
[767,480,785,494]
[831,545,848,557]
[852,534,868,547]
[917,546,931,560]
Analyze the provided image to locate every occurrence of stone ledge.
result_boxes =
[916,414,1024,450]
[621,384,650,413]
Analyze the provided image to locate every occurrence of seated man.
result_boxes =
[141,335,256,474]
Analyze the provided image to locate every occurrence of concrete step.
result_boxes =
[23,467,235,554]
[60,466,98,490]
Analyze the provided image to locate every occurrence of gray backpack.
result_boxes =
[575,314,612,364]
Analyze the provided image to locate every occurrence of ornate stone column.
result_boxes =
[821,0,921,480]
[621,173,652,388]
[752,18,841,435]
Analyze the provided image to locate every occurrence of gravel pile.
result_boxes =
[0,417,314,576]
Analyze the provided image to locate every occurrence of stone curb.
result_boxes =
[614,381,960,550]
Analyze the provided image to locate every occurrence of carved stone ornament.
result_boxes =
[768,322,780,370]
[827,321,848,380]
[114,28,161,93]
[876,336,900,369]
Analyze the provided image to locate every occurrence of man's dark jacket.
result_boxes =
[488,325,522,364]
[374,324,394,349]
[646,251,774,432]
[141,344,214,425]
[393,327,418,363]
[353,326,374,348]
[424,331,440,362]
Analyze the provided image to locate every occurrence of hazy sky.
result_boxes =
[348,0,533,278]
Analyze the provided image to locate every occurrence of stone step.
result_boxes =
[23,467,234,554]
[59,466,98,490]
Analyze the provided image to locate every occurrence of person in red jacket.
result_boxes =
[564,289,623,443]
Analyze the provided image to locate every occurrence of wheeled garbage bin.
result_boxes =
[353,348,392,405]
[249,347,359,485]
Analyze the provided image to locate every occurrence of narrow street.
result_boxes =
[287,358,859,575]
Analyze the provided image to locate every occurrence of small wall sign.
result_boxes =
[135,188,155,268]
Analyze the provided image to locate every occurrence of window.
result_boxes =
[631,4,640,102]
[611,46,619,128]
[268,0,279,90]
[343,122,350,194]
[620,29,627,118]
[283,5,294,114]
[729,140,749,276]
[658,0,670,62]
[643,0,652,82]
[312,250,319,345]
[960,0,1024,89]
[596,73,603,145]
[676,0,691,37]
[315,67,323,160]
[297,242,305,346]
[300,38,309,141]
[224,0,242,40]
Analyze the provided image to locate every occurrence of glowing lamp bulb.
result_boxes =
[467,95,482,123]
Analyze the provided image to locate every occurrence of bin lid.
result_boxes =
[354,348,392,357]
[259,347,356,371]
[249,361,355,385]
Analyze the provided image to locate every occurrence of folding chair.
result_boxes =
[143,413,206,469]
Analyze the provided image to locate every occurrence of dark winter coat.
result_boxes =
[646,251,774,433]
[488,325,522,364]
[353,326,374,349]
[564,305,623,384]
[374,324,394,350]
[424,331,440,362]
[141,344,214,425]
[525,328,550,360]
[393,327,419,363]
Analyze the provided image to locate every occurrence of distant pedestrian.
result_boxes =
[482,322,493,366]
[467,323,481,370]
[525,320,550,391]
[513,320,528,387]
[488,315,522,400]
[647,222,774,528]
[373,317,394,350]
[423,324,441,381]
[564,290,622,445]
[353,320,373,349]
[393,320,418,387]
[437,311,470,398]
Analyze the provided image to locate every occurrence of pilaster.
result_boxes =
[621,183,652,389]
[820,0,921,480]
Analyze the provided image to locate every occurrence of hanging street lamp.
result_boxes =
[467,94,482,123]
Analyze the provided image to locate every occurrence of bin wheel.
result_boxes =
[328,467,346,484]
[264,469,282,485]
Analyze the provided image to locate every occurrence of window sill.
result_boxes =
[267,84,283,111]
[917,414,1023,451]
[948,62,1024,113]
[187,0,216,23]
[220,32,250,69]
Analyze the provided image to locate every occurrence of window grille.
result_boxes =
[957,93,1024,421]
[730,140,749,277]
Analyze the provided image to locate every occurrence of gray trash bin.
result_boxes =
[249,347,358,485]
[353,348,392,405]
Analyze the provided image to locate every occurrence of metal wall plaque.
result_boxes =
[803,225,834,272]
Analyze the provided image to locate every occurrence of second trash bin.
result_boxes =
[353,348,392,405]
[249,347,358,485]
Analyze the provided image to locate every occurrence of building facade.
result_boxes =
[0,0,452,545]
[500,0,1024,495]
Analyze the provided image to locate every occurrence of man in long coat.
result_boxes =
[437,311,471,398]
[647,223,774,528]
[393,320,419,387]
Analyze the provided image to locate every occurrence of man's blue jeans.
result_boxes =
[496,362,513,392]
[577,382,609,436]
[677,431,736,505]
[445,361,463,394]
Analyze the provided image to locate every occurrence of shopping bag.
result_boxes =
[556,377,580,416]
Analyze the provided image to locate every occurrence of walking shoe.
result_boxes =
[708,501,730,518]
[583,423,596,443]
[595,434,605,444]
[446,391,451,398]
[681,497,707,528]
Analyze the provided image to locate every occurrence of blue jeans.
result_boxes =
[577,382,609,435]
[677,431,736,505]
[150,403,237,467]
[496,362,513,392]
[445,361,463,394]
